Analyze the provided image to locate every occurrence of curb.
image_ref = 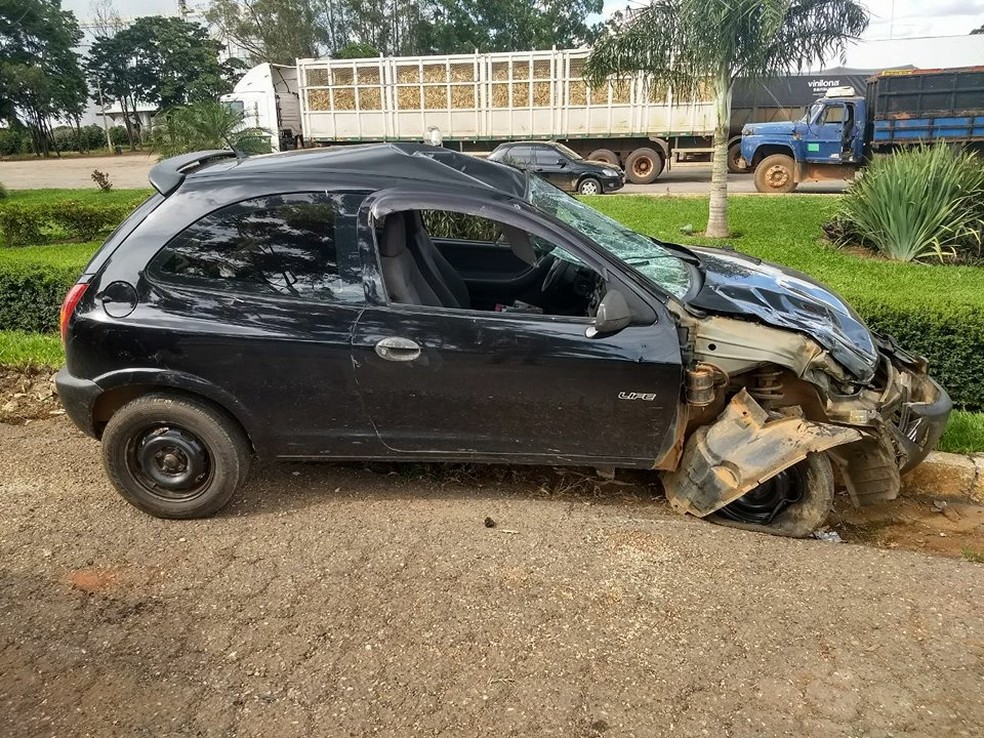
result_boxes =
[901,451,984,505]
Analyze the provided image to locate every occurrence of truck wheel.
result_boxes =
[625,147,664,184]
[102,393,252,519]
[709,453,834,538]
[587,148,619,167]
[754,154,797,193]
[577,176,602,195]
[727,142,749,173]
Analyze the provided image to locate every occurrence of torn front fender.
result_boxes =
[661,389,862,517]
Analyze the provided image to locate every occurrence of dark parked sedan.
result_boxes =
[56,144,950,537]
[488,141,624,194]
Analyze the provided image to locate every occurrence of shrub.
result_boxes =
[0,261,80,333]
[91,169,113,192]
[0,182,7,200]
[833,145,984,262]
[0,198,143,245]
[0,128,30,156]
[80,124,108,152]
[109,126,130,147]
[853,298,984,411]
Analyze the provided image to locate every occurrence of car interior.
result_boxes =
[376,209,606,318]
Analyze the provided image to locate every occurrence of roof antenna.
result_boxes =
[221,132,246,160]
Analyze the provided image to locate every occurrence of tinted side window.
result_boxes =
[151,192,353,300]
[504,145,535,165]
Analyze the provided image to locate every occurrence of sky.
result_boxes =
[63,0,984,40]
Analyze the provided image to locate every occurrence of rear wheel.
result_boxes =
[754,153,797,193]
[587,148,619,167]
[709,453,834,538]
[577,176,602,195]
[727,141,749,173]
[102,393,252,519]
[625,147,664,184]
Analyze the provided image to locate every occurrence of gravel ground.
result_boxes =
[1,417,982,738]
[0,154,847,194]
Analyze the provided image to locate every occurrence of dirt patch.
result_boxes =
[833,494,984,560]
[0,366,61,424]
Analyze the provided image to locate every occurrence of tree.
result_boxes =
[152,101,271,158]
[0,0,88,156]
[586,0,868,238]
[206,0,603,61]
[206,0,326,63]
[87,16,240,148]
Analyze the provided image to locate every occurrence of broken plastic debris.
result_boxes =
[812,529,843,543]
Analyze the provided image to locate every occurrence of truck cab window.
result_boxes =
[820,105,845,124]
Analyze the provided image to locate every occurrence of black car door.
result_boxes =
[532,145,576,191]
[142,190,373,457]
[349,193,683,466]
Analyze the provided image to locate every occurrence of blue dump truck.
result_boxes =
[740,66,984,192]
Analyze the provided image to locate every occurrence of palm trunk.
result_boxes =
[706,71,733,238]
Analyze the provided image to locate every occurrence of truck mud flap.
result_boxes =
[662,389,862,517]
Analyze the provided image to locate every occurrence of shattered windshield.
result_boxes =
[527,177,692,299]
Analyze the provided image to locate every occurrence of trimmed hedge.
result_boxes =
[0,261,81,333]
[855,299,984,411]
[0,198,144,246]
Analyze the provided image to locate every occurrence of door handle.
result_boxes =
[375,336,421,362]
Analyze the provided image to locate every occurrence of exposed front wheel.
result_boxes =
[577,176,602,195]
[709,453,834,538]
[754,154,798,193]
[102,393,252,519]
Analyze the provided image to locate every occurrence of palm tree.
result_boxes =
[586,0,868,237]
[152,101,272,160]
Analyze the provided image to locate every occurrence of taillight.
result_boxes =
[60,283,89,345]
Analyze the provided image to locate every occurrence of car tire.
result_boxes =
[577,176,603,195]
[587,148,619,167]
[102,393,252,519]
[727,141,749,174]
[754,153,798,193]
[709,452,834,538]
[625,147,664,184]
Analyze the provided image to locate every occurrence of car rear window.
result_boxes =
[149,192,355,301]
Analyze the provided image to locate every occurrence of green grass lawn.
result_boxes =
[585,195,984,311]
[0,241,98,271]
[0,188,152,208]
[0,331,63,368]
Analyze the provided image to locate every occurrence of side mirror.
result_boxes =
[586,289,632,338]
[555,157,568,167]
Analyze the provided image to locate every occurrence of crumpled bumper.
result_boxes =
[662,356,952,517]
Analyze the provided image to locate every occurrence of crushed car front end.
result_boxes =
[654,247,951,536]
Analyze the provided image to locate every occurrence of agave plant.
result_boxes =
[152,101,272,160]
[835,145,984,263]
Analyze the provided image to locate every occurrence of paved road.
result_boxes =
[1,417,981,737]
[0,154,848,195]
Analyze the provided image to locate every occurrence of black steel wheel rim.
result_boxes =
[718,464,806,525]
[126,424,213,501]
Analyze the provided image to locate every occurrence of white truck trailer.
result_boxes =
[221,49,715,184]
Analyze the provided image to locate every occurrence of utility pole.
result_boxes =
[95,76,112,151]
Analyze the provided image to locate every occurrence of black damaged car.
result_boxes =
[56,144,951,537]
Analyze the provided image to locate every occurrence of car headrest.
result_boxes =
[379,213,407,257]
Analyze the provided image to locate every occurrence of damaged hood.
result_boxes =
[686,247,878,382]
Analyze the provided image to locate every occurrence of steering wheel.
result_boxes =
[541,256,570,293]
